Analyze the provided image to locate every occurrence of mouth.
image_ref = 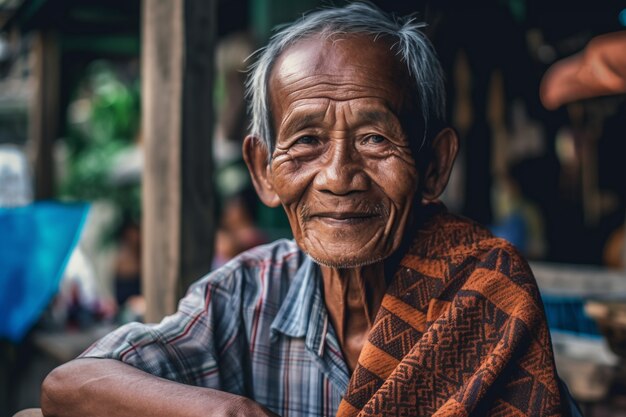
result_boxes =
[309,211,382,225]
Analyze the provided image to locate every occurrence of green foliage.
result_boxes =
[59,60,141,231]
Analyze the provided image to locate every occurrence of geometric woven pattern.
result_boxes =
[336,206,565,417]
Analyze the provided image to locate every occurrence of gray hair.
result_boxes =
[245,2,446,155]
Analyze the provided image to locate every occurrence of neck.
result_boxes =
[321,262,388,372]
[318,205,425,371]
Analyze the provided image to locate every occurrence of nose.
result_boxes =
[313,141,369,195]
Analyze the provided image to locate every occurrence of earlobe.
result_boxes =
[242,135,281,208]
[421,127,459,201]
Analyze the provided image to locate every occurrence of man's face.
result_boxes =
[266,35,420,268]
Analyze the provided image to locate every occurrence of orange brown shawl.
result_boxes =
[337,208,565,417]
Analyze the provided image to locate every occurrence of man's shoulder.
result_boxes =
[438,212,541,298]
[391,211,547,332]
[405,210,537,294]
[416,210,525,261]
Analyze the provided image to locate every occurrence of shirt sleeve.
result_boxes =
[80,270,244,389]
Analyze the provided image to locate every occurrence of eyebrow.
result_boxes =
[280,112,326,136]
[279,107,404,137]
[354,109,404,136]
[356,110,394,126]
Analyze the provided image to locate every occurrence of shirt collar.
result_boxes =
[270,255,328,356]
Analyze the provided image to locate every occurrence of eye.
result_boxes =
[363,134,387,145]
[294,135,318,145]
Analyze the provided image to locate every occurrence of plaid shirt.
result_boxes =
[81,239,350,417]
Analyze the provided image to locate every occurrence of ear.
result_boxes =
[421,127,459,202]
[243,135,281,207]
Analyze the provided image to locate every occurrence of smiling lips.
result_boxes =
[309,211,382,225]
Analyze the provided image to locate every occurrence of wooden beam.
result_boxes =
[141,0,216,322]
[30,30,59,200]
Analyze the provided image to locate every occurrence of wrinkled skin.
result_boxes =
[255,35,421,267]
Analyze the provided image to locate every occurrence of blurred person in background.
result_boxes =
[212,187,267,269]
[211,33,269,269]
[212,101,269,270]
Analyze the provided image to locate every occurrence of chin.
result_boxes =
[305,251,388,269]
[295,226,402,269]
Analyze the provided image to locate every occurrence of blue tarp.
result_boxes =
[0,202,89,342]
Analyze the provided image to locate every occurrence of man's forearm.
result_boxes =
[41,358,276,417]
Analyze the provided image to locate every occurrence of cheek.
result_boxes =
[367,157,419,210]
[270,155,317,207]
[375,159,418,251]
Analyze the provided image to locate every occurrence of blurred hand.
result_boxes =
[541,31,626,109]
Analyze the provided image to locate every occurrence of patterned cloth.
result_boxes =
[81,239,351,417]
[337,207,566,417]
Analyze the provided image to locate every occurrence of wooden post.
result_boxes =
[141,0,216,322]
[179,0,217,295]
[30,31,59,200]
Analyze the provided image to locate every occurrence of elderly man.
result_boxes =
[40,3,570,417]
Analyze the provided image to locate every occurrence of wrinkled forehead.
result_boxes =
[268,34,417,119]
[273,34,407,78]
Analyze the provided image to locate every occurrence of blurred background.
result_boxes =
[0,0,625,415]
